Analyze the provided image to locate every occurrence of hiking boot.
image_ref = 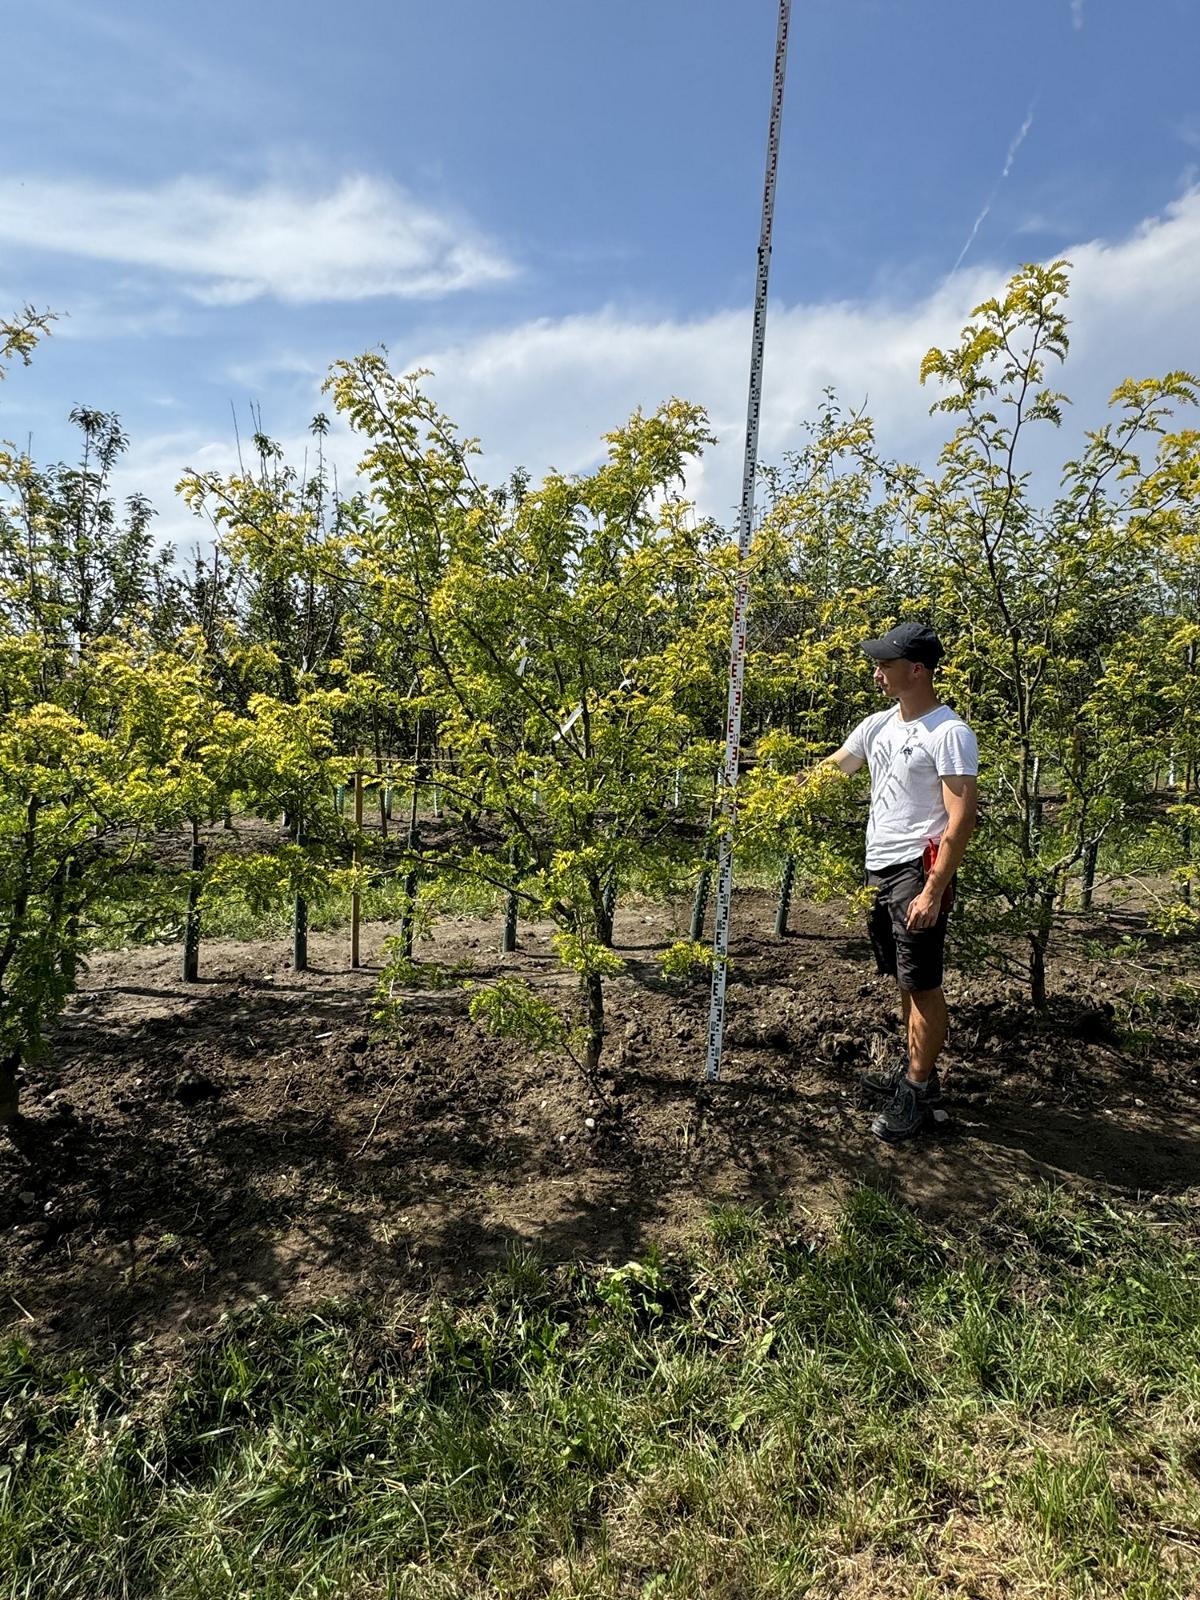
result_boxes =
[858,1059,944,1109]
[871,1076,949,1143]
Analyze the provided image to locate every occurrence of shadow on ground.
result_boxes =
[3,895,1198,1350]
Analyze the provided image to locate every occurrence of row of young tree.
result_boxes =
[1,264,1197,1119]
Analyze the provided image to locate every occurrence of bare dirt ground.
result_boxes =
[3,892,1199,1351]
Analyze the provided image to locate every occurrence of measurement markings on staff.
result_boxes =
[705,0,793,1082]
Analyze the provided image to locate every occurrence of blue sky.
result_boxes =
[3,0,1199,541]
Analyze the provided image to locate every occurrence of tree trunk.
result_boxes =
[501,845,519,954]
[1182,823,1193,909]
[293,892,308,971]
[586,872,614,952]
[1081,839,1099,911]
[375,725,388,838]
[690,792,718,941]
[0,1051,20,1124]
[182,821,206,982]
[601,877,617,947]
[1030,755,1044,845]
[583,973,604,1078]
[59,853,82,986]
[1029,934,1047,1010]
[502,888,519,954]
[1028,886,1055,1008]
[399,737,422,960]
[293,815,308,972]
[351,763,364,969]
[399,869,419,960]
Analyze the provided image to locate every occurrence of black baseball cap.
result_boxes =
[860,621,944,669]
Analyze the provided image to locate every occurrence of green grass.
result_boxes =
[83,854,797,955]
[83,871,506,951]
[195,873,505,944]
[3,1187,1199,1598]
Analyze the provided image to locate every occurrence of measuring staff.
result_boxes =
[705,0,792,1081]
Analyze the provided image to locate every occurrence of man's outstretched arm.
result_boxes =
[791,745,864,791]
[824,746,866,777]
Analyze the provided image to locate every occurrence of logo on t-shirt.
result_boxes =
[844,703,979,872]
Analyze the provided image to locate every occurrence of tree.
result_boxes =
[905,262,1198,1001]
[327,355,718,1074]
[178,414,358,704]
[0,413,251,1121]
[0,631,238,1121]
[0,408,177,653]
[0,305,54,383]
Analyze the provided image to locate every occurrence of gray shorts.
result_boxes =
[866,856,955,992]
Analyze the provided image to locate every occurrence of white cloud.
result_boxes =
[0,174,516,304]
[389,186,1200,521]
[1070,0,1086,30]
[103,404,368,558]
[51,295,191,342]
[110,185,1200,544]
[224,352,325,390]
[398,297,960,525]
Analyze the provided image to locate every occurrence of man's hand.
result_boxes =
[908,775,977,929]
[906,886,943,930]
[793,747,864,791]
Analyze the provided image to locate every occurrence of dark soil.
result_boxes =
[3,892,1198,1352]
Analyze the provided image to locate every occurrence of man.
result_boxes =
[823,621,978,1142]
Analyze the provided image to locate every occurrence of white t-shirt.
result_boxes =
[844,704,978,871]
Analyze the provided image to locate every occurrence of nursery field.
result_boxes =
[4,884,1198,1349]
[4,889,1200,1600]
[4,263,1200,1595]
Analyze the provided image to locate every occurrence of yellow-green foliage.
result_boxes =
[467,977,569,1052]
[3,255,1200,1101]
[657,940,713,981]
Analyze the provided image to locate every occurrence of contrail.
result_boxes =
[951,104,1036,275]
[1070,0,1086,31]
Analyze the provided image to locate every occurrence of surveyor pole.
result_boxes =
[705,0,792,1081]
[351,753,364,969]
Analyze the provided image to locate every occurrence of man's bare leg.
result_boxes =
[906,986,947,1083]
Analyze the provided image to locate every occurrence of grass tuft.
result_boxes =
[3,1187,1199,1597]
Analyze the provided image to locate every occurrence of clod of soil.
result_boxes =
[173,1073,222,1107]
